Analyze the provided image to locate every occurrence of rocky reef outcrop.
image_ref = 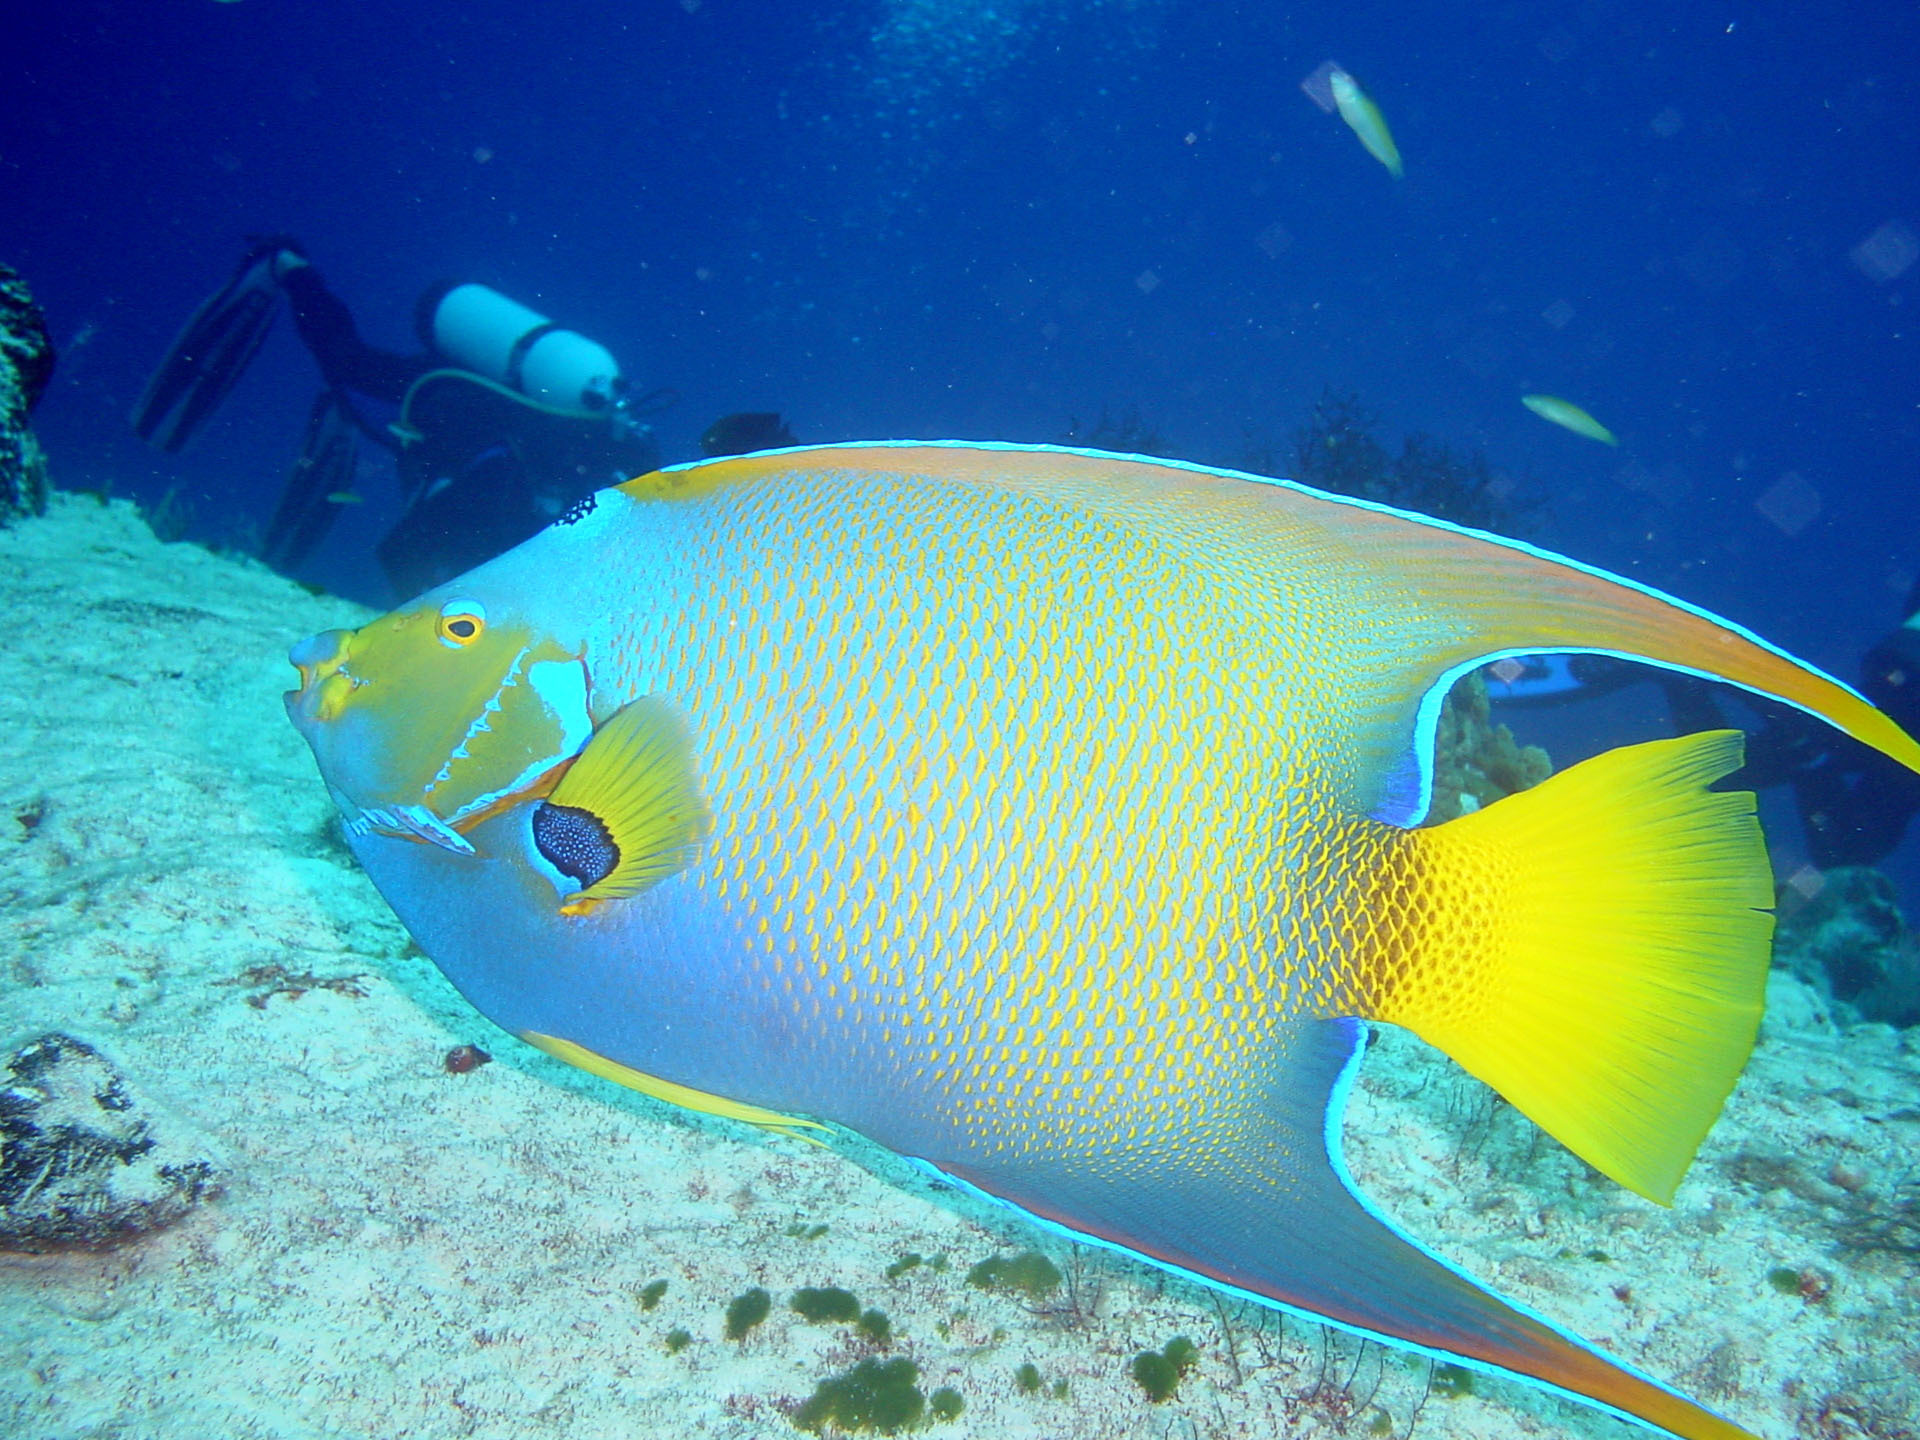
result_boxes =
[1427,669,1554,823]
[1774,866,1920,1028]
[0,262,54,524]
[0,1032,221,1253]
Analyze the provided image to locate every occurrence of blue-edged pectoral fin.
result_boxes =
[522,696,712,916]
[930,1018,1755,1440]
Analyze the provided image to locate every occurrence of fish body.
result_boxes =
[1328,66,1404,177]
[1524,393,1619,445]
[288,443,1920,1440]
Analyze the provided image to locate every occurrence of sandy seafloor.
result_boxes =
[1,492,1916,1440]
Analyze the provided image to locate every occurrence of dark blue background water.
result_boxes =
[6,0,1919,890]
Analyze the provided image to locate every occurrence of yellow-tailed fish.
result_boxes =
[1328,66,1403,178]
[1524,393,1619,445]
[286,442,1920,1440]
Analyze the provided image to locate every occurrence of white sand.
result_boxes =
[2,492,1914,1439]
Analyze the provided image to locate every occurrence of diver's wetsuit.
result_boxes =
[271,263,657,597]
[282,265,429,413]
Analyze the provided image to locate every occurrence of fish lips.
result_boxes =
[285,624,594,855]
[283,639,459,849]
[284,627,360,766]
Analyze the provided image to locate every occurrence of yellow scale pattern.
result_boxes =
[1358,827,1506,1035]
[616,458,1412,1176]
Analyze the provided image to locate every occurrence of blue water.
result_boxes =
[6,0,1918,896]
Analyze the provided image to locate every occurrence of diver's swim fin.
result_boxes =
[261,390,358,573]
[130,243,286,452]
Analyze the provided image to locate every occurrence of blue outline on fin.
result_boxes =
[1397,639,1858,828]
[905,1017,1744,1439]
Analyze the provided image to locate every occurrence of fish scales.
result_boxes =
[630,459,1359,1162]
[288,442,1920,1440]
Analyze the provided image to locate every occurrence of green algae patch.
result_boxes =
[884,1252,923,1280]
[725,1287,771,1340]
[792,1286,862,1323]
[664,1327,692,1353]
[794,1356,926,1434]
[857,1307,892,1344]
[1432,1362,1475,1398]
[637,1278,668,1311]
[1014,1361,1043,1394]
[1130,1336,1197,1403]
[928,1387,964,1421]
[965,1250,1062,1298]
[1766,1265,1832,1302]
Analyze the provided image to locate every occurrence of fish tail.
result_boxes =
[1363,728,1771,1205]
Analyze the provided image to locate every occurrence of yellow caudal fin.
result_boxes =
[1367,730,1772,1204]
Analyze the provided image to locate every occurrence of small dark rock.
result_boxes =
[443,1044,492,1074]
[0,1032,221,1253]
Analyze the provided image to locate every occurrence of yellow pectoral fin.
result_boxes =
[531,695,712,916]
[522,1032,830,1141]
[1368,730,1771,1205]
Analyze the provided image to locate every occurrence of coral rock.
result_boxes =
[1773,866,1920,1027]
[0,262,54,524]
[0,1032,221,1252]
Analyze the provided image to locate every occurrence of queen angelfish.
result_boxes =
[286,442,1920,1440]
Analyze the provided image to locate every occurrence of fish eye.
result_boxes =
[436,599,488,649]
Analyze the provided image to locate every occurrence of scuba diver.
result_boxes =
[1487,591,1920,869]
[130,236,674,597]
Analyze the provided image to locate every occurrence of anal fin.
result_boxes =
[928,1016,1756,1440]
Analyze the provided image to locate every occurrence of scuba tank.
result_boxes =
[383,280,674,597]
[415,281,625,416]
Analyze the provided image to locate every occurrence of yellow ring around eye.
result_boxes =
[436,598,488,649]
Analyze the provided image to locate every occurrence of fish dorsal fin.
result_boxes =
[632,442,1920,820]
[615,446,810,504]
[1198,469,1920,821]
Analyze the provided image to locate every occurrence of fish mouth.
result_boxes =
[284,627,359,730]
[283,624,586,858]
[282,627,473,855]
